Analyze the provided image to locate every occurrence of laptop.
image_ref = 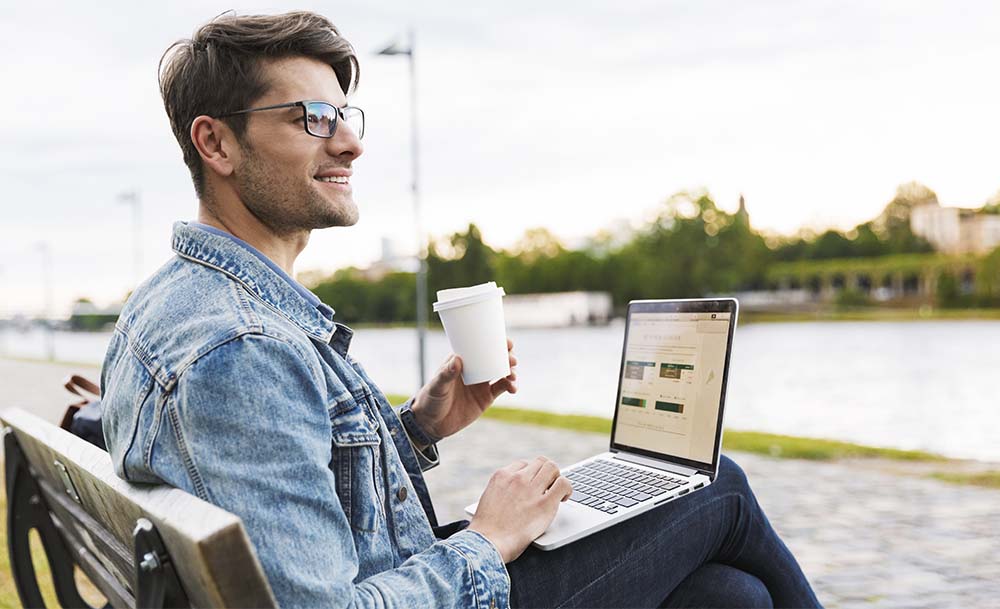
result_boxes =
[466,297,739,550]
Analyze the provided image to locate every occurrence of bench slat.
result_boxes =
[2,408,277,609]
[38,475,135,593]
[49,513,134,609]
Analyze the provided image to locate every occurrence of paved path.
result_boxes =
[4,358,999,608]
[424,420,1000,609]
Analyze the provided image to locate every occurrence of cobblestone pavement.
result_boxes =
[5,358,999,608]
[425,420,1000,609]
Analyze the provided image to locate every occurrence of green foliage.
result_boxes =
[311,269,416,324]
[607,191,770,304]
[427,224,497,305]
[306,183,997,323]
[975,246,1000,306]
[834,288,871,309]
[936,271,965,308]
[68,314,117,331]
[980,190,1000,215]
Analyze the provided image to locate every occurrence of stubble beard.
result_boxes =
[235,143,359,236]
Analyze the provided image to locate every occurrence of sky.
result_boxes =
[2,0,999,316]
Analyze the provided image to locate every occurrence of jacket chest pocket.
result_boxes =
[329,399,385,533]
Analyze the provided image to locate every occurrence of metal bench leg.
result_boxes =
[133,518,190,609]
[5,431,93,609]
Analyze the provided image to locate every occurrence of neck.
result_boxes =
[197,200,309,277]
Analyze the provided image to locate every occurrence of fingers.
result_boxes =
[521,455,549,480]
[428,355,461,391]
[547,475,573,503]
[501,459,529,474]
[490,375,517,399]
[532,459,561,487]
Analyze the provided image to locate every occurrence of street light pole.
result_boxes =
[378,29,428,387]
[118,190,142,292]
[35,242,55,361]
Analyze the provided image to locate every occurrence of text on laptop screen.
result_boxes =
[612,311,730,464]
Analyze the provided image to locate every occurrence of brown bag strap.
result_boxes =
[64,374,101,398]
[60,374,100,432]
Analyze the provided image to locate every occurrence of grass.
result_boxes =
[740,308,1000,324]
[719,430,946,462]
[930,471,1000,490]
[386,397,950,463]
[391,400,1000,489]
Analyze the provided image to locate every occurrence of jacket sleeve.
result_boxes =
[394,397,442,472]
[167,333,510,609]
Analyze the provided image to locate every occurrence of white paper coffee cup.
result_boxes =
[433,282,510,384]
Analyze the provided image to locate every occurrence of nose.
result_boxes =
[326,120,364,160]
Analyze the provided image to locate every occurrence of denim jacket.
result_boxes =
[100,222,510,608]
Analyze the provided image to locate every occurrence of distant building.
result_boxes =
[362,237,419,280]
[911,204,1000,255]
[503,291,612,328]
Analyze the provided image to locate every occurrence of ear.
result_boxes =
[190,116,240,179]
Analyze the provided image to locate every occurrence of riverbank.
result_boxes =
[384,396,1000,490]
[287,306,1000,329]
[740,307,1000,323]
[1,356,996,488]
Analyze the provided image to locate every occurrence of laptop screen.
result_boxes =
[610,300,737,472]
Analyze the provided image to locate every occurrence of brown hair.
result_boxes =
[158,11,359,197]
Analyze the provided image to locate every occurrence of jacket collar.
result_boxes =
[171,221,336,342]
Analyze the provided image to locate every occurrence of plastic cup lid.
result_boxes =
[433,282,505,312]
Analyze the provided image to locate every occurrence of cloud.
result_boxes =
[3,0,999,315]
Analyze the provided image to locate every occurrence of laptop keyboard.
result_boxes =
[564,459,688,514]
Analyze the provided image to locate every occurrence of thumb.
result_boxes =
[433,355,461,387]
[449,355,463,376]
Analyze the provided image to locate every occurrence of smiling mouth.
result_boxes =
[315,176,349,184]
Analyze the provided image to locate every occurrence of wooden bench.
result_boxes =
[2,408,277,608]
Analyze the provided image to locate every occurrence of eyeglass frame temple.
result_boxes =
[216,101,306,118]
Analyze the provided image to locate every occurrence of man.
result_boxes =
[101,11,821,608]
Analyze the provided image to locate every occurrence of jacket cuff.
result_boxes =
[412,440,440,471]
[397,399,441,471]
[440,529,511,609]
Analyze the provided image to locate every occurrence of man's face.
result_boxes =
[231,56,364,235]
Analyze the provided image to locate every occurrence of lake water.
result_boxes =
[2,320,997,462]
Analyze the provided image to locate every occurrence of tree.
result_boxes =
[872,182,937,254]
[981,190,1000,215]
[427,224,497,308]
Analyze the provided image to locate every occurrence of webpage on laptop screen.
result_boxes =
[612,311,730,464]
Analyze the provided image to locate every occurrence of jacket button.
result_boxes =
[397,487,408,502]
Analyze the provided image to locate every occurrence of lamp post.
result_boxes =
[35,242,55,361]
[377,29,428,387]
[118,190,142,292]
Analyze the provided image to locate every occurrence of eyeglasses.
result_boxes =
[216,101,365,140]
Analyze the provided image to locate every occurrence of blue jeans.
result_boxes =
[504,455,822,608]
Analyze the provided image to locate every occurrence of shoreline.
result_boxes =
[385,396,1000,490]
[2,357,995,488]
[3,307,998,337]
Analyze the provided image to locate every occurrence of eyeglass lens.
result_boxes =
[304,102,364,139]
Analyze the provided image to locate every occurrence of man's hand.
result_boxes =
[409,339,517,443]
[467,456,572,563]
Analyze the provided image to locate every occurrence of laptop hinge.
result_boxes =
[613,453,699,477]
